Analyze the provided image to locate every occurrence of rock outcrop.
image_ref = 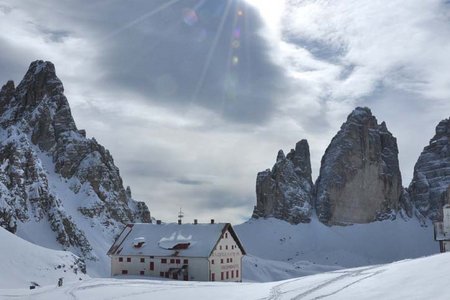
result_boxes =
[252,139,313,224]
[409,118,450,221]
[0,61,151,262]
[315,107,403,225]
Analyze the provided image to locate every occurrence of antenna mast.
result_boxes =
[178,207,184,223]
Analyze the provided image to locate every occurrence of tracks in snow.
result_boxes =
[266,265,385,300]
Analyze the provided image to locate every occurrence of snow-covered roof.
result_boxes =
[107,223,246,258]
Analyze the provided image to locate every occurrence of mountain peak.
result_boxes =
[347,106,373,122]
[28,60,56,76]
[15,60,64,109]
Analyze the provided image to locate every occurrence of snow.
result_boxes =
[235,217,438,268]
[1,252,449,299]
[109,223,234,257]
[0,227,88,289]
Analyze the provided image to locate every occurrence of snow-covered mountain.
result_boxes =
[0,60,151,276]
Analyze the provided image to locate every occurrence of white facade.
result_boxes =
[108,222,245,282]
[209,229,244,281]
[111,255,209,281]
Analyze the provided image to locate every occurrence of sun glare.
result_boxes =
[244,0,285,30]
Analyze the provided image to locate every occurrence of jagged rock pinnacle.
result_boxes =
[252,139,313,224]
[315,107,403,225]
[409,117,450,221]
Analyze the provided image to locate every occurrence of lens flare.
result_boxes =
[183,8,199,26]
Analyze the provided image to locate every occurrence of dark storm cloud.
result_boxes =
[1,0,289,126]
[76,0,289,124]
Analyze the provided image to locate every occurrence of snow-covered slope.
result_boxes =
[2,253,449,299]
[0,227,88,289]
[236,217,438,269]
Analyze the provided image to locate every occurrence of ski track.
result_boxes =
[290,266,383,300]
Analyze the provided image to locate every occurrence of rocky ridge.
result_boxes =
[409,118,450,221]
[253,107,437,225]
[0,61,150,267]
[252,140,313,224]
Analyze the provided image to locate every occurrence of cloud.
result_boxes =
[1,0,449,224]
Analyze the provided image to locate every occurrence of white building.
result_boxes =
[434,204,450,252]
[107,220,246,282]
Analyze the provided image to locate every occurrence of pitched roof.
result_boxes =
[107,223,246,258]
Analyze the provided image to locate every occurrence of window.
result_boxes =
[150,256,154,259]
[170,259,175,264]
[230,258,233,263]
[211,273,215,281]
[150,262,154,271]
[122,270,128,275]
[119,257,123,262]
[221,259,224,264]
[140,258,145,263]
[173,273,178,280]
[183,259,188,264]
[231,270,234,278]
[176,259,180,264]
[160,272,164,277]
[161,259,167,264]
[226,258,229,263]
[221,272,224,280]
[165,272,169,278]
[127,257,131,262]
[140,271,145,275]
[226,271,229,279]
[211,259,214,264]
[236,270,239,278]
[225,233,228,238]
[232,245,234,249]
[220,245,222,250]
[226,245,228,250]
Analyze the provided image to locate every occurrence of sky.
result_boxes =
[0,0,449,224]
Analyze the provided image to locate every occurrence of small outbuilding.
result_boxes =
[434,204,450,252]
[107,220,246,282]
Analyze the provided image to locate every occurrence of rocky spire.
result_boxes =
[315,107,403,225]
[0,61,151,262]
[252,139,313,224]
[409,118,450,221]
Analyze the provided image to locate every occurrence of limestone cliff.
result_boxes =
[409,118,450,221]
[315,107,403,225]
[252,140,313,224]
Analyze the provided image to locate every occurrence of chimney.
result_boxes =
[178,219,182,225]
[194,219,198,225]
[156,220,161,225]
[210,219,214,224]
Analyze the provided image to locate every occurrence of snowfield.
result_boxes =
[236,217,438,269]
[0,227,88,289]
[1,253,449,299]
